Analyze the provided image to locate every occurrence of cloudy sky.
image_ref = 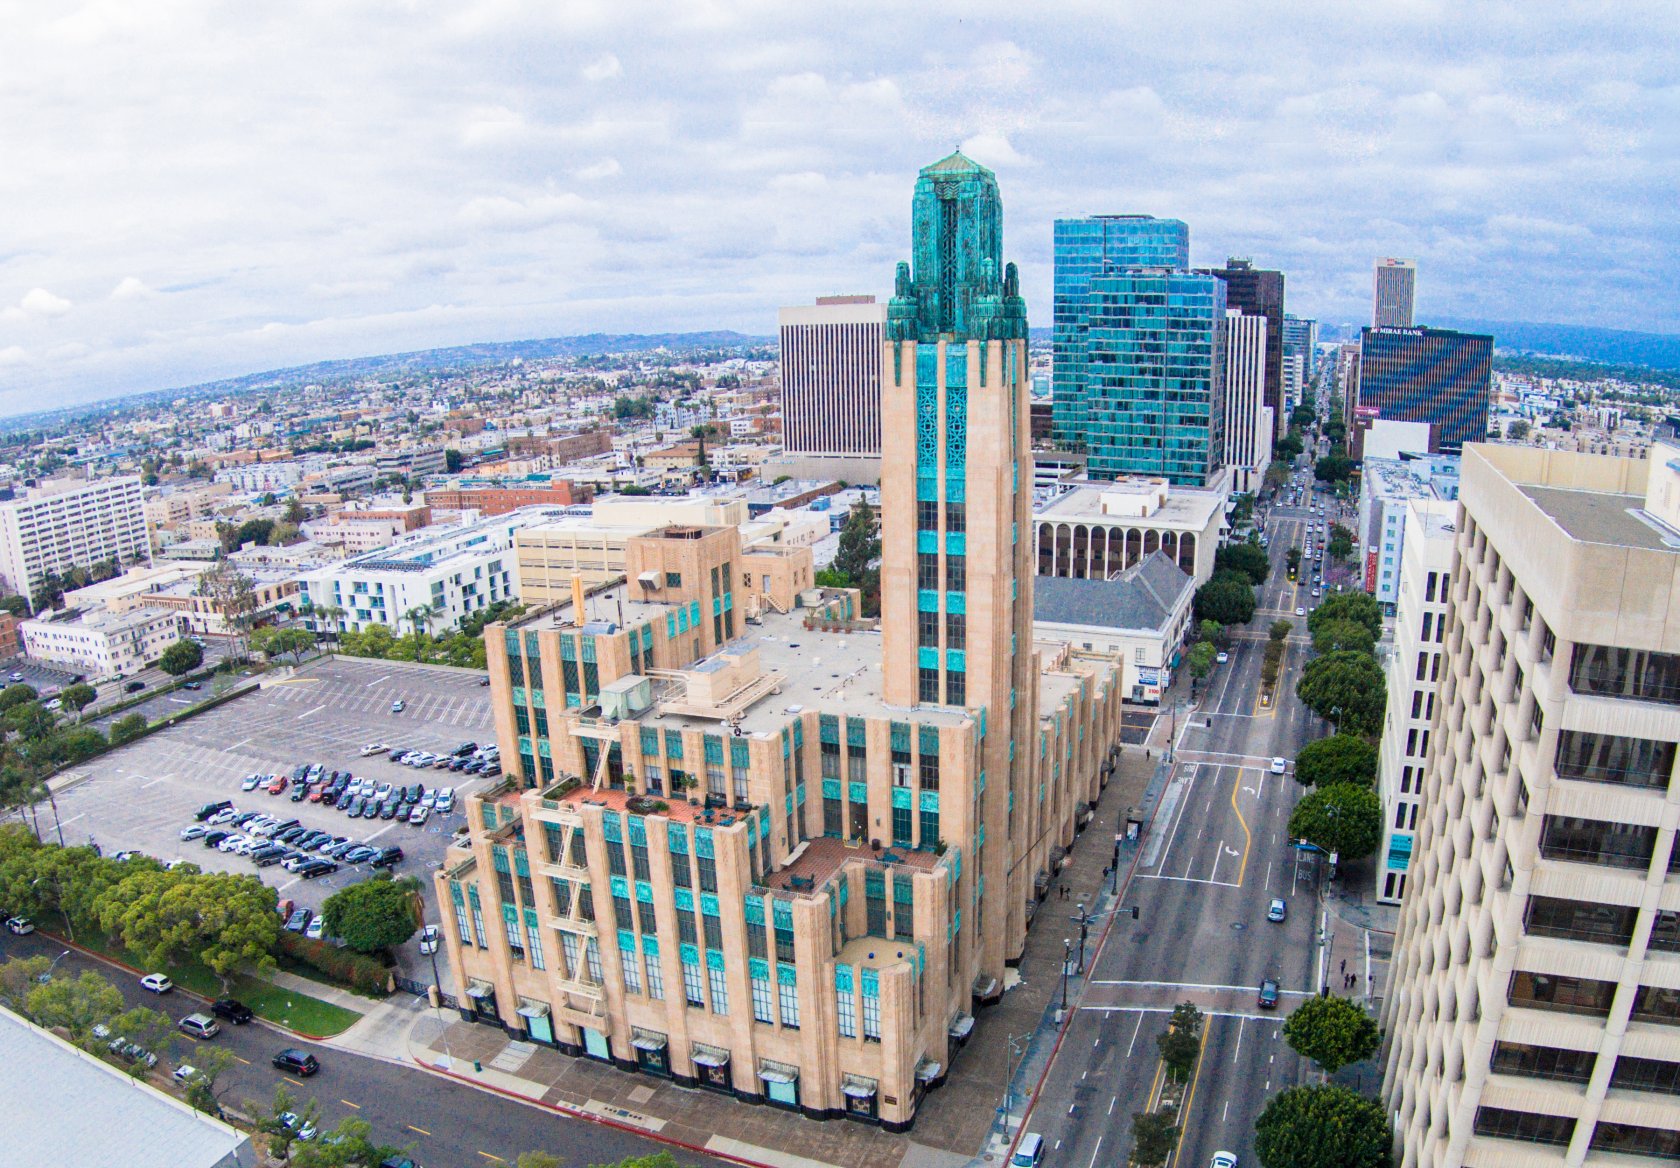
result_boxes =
[2,1,1676,414]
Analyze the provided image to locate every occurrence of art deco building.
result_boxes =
[434,154,1125,1130]
[1381,442,1680,1165]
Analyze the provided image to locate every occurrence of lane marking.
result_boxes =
[284,1076,305,1086]
[478,1154,506,1163]
[231,1055,250,1065]
[1231,768,1253,887]
[408,1125,431,1136]
[1126,1011,1144,1057]
[1087,1135,1103,1168]
[1169,1016,1214,1167]
[341,1099,361,1109]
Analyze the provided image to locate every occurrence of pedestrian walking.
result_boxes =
[1340,958,1347,975]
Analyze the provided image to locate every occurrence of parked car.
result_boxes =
[278,1111,318,1141]
[370,846,404,869]
[380,799,401,820]
[202,830,230,848]
[285,908,313,933]
[298,859,339,879]
[418,926,439,955]
[266,776,289,796]
[241,774,262,791]
[360,743,389,756]
[435,789,455,814]
[408,804,430,826]
[179,824,208,841]
[124,680,146,693]
[140,973,173,994]
[182,680,203,690]
[194,800,233,822]
[390,699,405,713]
[178,1013,221,1040]
[305,916,327,941]
[211,998,254,1025]
[5,916,35,935]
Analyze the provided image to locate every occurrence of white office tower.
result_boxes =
[1223,309,1272,494]
[1381,442,1680,1166]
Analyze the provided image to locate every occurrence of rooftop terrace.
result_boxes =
[764,835,942,896]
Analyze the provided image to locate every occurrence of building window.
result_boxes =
[919,668,939,703]
[917,501,939,529]
[1554,730,1674,790]
[527,921,545,970]
[1610,1055,1680,1096]
[1508,970,1616,1016]
[778,976,800,1028]
[917,552,939,590]
[1538,815,1658,870]
[697,853,718,894]
[861,987,881,1041]
[682,961,705,1006]
[584,937,603,984]
[1472,1107,1575,1147]
[1589,1122,1680,1160]
[1523,895,1638,947]
[836,985,856,1038]
[918,610,939,647]
[892,804,913,845]
[644,951,665,1000]
[946,554,965,590]
[707,965,729,1015]
[946,612,965,650]
[751,974,774,1024]
[1490,1042,1595,1084]
[1634,985,1680,1025]
[947,669,964,705]
[621,945,642,994]
[1569,643,1680,706]
[920,803,940,846]
[945,501,965,532]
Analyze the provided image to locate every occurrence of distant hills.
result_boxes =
[1321,318,1680,371]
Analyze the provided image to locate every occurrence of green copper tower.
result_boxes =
[881,152,1037,977]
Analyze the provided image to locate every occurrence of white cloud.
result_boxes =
[110,276,153,300]
[0,3,1672,409]
[581,53,621,82]
[574,158,622,181]
[12,288,73,317]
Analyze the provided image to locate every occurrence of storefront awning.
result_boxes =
[515,1003,550,1019]
[690,1043,731,1067]
[757,1060,799,1085]
[466,980,496,999]
[915,1060,943,1083]
[631,1032,668,1052]
[948,1013,975,1040]
[840,1075,878,1099]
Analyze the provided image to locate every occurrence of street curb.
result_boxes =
[407,1055,783,1168]
[1002,755,1173,1164]
[39,928,351,1043]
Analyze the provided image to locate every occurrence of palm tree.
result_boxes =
[402,605,437,663]
[313,604,346,648]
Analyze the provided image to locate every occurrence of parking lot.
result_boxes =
[37,655,499,984]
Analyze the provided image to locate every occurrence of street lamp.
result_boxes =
[1070,902,1139,974]
[1060,938,1072,1014]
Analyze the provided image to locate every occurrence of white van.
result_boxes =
[1012,1133,1044,1167]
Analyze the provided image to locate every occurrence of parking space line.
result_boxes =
[366,676,391,687]
[297,704,327,720]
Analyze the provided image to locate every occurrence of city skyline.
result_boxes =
[4,4,1675,413]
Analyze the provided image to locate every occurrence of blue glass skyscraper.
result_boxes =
[1083,270,1228,486]
[1051,215,1190,448]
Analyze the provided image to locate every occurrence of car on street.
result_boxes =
[1215,651,1229,664]
[1270,757,1286,774]
[211,998,254,1025]
[418,925,439,955]
[1011,1133,1044,1167]
[172,1064,204,1086]
[272,1048,320,1076]
[1211,1153,1239,1168]
[1267,898,1287,922]
[124,680,146,693]
[1295,606,1306,616]
[6,917,35,935]
[1258,978,1280,1009]
[140,973,173,994]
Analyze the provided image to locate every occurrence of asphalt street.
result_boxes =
[1025,484,1336,1168]
[0,928,727,1168]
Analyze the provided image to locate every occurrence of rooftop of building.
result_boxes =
[766,835,942,896]
[1517,485,1670,550]
[336,507,565,572]
[1034,477,1225,526]
[1033,552,1192,632]
[1361,458,1448,502]
[0,1007,254,1168]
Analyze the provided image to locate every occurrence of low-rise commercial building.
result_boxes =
[1032,477,1227,588]
[21,604,184,678]
[1032,551,1195,705]
[1356,456,1460,613]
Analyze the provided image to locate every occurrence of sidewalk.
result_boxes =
[316,718,1169,1168]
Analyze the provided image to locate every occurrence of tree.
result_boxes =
[1326,532,1354,563]
[1314,455,1354,484]
[248,1085,319,1161]
[320,874,420,954]
[1290,404,1317,428]
[1270,620,1293,642]
[290,1116,409,1168]
[1195,573,1256,626]
[829,500,882,617]
[0,683,38,712]
[197,562,260,661]
[1308,592,1381,642]
[178,1045,238,1118]
[1187,641,1217,683]
[1275,431,1304,461]
[1507,418,1531,441]
[1156,1001,1203,1081]
[110,713,148,745]
[1282,995,1382,1073]
[1197,619,1225,648]
[1289,782,1383,862]
[1296,651,1386,734]
[25,970,125,1040]
[1253,1084,1391,1168]
[96,867,279,986]
[1311,618,1375,657]
[1130,1108,1180,1168]
[1294,734,1378,788]
[5,701,57,742]
[158,639,204,677]
[0,955,51,1012]
[107,1003,177,1072]
[1215,541,1270,587]
[58,683,97,721]
[587,1156,680,1168]
[1285,547,1302,578]
[517,1155,563,1168]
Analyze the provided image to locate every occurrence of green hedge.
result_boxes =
[274,930,392,997]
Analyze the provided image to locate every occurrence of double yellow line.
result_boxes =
[1139,1021,1213,1167]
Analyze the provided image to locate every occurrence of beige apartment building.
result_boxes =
[434,154,1127,1132]
[1381,442,1680,1166]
